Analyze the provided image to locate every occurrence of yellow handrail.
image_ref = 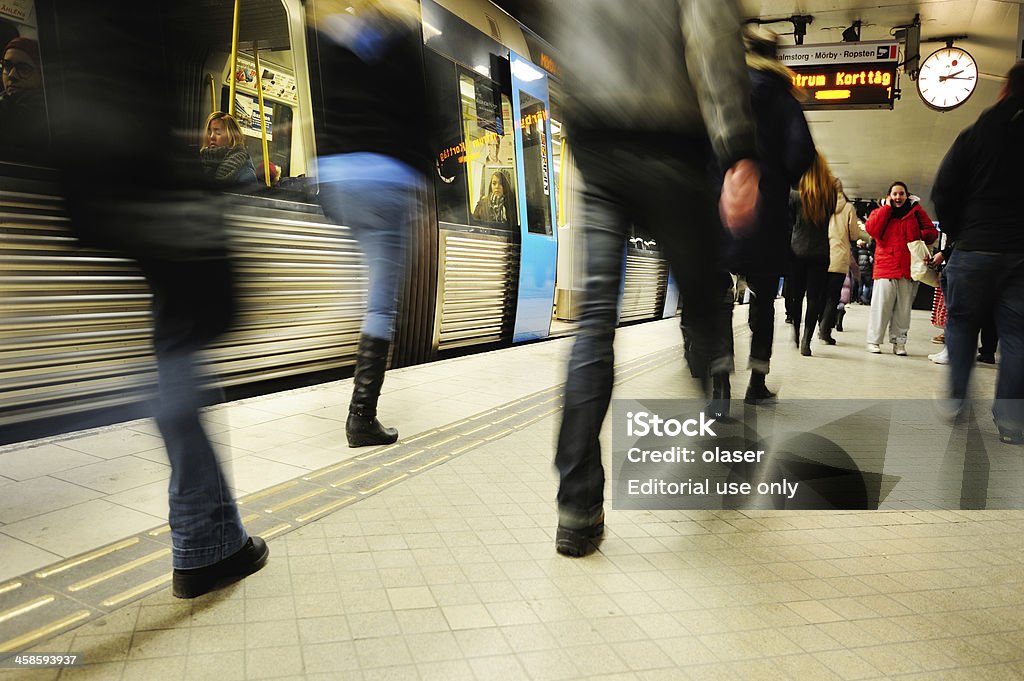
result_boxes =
[227,0,241,116]
[252,41,272,187]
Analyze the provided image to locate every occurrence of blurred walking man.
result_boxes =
[548,0,760,556]
[932,62,1024,445]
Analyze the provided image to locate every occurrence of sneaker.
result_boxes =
[977,353,996,365]
[866,343,881,353]
[929,348,949,364]
[894,343,907,356]
[556,512,605,557]
[172,536,269,599]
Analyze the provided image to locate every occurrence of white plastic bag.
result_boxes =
[907,240,939,287]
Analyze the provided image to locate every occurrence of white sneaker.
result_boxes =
[894,343,907,356]
[866,343,881,353]
[929,348,949,364]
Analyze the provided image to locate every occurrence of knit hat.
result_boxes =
[4,36,39,65]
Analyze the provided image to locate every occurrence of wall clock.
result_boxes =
[916,46,978,111]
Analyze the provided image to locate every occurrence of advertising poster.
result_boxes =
[233,93,273,141]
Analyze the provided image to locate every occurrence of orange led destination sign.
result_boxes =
[790,63,898,110]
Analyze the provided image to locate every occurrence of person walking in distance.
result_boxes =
[788,152,836,357]
[727,27,815,403]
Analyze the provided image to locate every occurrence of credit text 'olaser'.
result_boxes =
[626,411,716,437]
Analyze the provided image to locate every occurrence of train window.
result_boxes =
[460,69,518,231]
[0,18,49,157]
[197,0,312,194]
[426,50,470,224]
[518,90,552,236]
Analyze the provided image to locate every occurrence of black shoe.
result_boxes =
[346,413,398,447]
[818,333,837,346]
[784,317,793,325]
[556,513,605,557]
[977,353,996,365]
[835,310,844,333]
[744,383,777,405]
[173,537,269,599]
[998,427,1024,445]
[800,326,813,356]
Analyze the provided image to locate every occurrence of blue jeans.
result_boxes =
[943,250,1024,430]
[318,153,423,341]
[141,258,247,570]
[554,138,732,523]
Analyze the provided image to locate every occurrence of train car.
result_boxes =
[0,0,673,437]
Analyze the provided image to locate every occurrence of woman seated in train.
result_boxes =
[199,111,259,188]
[472,170,515,228]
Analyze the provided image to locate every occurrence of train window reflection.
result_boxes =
[460,70,518,230]
[518,90,552,236]
[0,24,49,157]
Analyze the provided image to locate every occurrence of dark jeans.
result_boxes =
[943,250,1024,431]
[744,273,781,374]
[141,258,247,569]
[979,312,998,356]
[789,255,830,335]
[859,273,873,304]
[555,140,732,522]
[819,272,847,335]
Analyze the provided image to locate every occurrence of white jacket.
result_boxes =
[828,192,868,274]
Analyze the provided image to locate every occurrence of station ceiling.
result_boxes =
[491,0,1024,214]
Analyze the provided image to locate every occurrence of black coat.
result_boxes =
[310,16,431,173]
[728,66,815,276]
[932,94,1024,253]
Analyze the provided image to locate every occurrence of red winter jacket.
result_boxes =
[864,202,937,280]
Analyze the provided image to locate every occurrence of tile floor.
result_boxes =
[2,303,1022,680]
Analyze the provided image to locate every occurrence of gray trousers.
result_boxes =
[867,277,919,345]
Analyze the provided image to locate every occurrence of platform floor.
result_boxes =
[1,302,1021,681]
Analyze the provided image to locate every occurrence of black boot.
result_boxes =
[800,325,813,356]
[709,372,731,420]
[792,320,801,347]
[744,371,776,405]
[818,328,837,345]
[835,306,845,332]
[347,334,398,447]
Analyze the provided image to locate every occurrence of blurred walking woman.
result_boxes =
[864,181,937,355]
[308,0,429,446]
[789,151,837,356]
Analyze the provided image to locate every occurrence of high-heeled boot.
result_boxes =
[792,320,801,348]
[835,305,845,332]
[346,334,399,447]
[800,325,813,356]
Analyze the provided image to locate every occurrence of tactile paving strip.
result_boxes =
[0,344,683,654]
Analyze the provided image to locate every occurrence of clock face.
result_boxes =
[916,47,978,111]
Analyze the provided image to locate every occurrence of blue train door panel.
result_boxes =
[509,52,557,342]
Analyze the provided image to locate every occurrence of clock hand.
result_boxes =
[939,70,964,82]
[942,75,975,81]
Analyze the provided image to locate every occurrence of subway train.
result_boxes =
[0,0,676,436]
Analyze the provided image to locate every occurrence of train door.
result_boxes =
[508,52,557,342]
